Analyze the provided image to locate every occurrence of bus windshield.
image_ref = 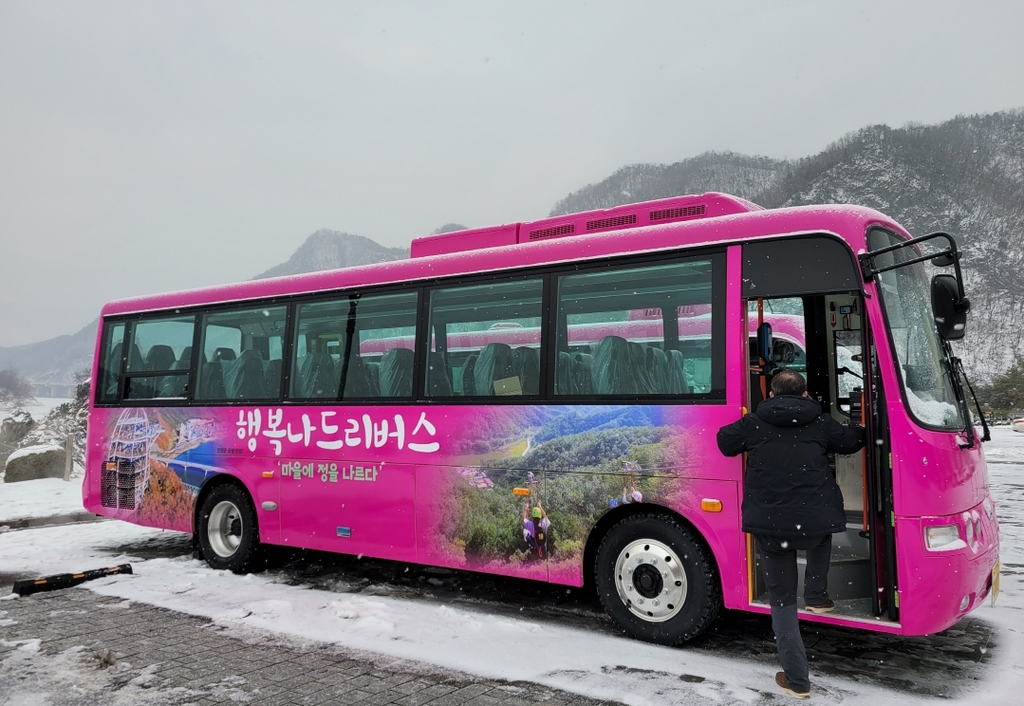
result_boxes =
[869,230,963,429]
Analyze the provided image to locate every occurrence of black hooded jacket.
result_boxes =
[717,395,866,537]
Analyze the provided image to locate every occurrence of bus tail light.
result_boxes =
[925,524,963,551]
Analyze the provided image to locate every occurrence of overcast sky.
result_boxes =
[2,0,1023,348]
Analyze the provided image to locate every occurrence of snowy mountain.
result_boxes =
[551,152,789,215]
[0,320,96,396]
[253,228,408,279]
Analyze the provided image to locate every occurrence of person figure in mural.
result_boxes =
[522,501,551,559]
[609,460,643,508]
[716,370,866,699]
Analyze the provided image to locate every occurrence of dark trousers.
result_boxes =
[754,533,832,693]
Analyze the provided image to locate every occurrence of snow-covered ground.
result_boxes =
[2,428,1023,704]
[0,477,84,526]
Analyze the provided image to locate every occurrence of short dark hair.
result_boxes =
[771,370,806,396]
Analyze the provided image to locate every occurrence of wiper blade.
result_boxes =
[951,354,990,445]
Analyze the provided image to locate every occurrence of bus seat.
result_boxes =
[593,336,637,394]
[572,352,593,394]
[427,352,453,397]
[158,346,192,397]
[513,347,540,395]
[102,343,127,398]
[213,347,237,362]
[199,361,226,399]
[298,351,338,399]
[339,354,376,399]
[645,346,669,394]
[127,343,146,372]
[173,347,193,370]
[380,348,413,397]
[146,344,176,372]
[628,342,654,394]
[475,342,517,396]
[556,351,577,394]
[460,355,478,396]
[364,361,382,397]
[667,349,690,394]
[263,358,282,397]
[224,350,267,399]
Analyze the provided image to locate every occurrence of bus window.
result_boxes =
[556,259,715,396]
[426,279,543,397]
[123,315,196,400]
[96,321,126,403]
[195,306,287,401]
[290,291,418,400]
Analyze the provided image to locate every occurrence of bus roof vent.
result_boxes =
[587,213,637,231]
[409,192,761,258]
[650,204,706,221]
[529,223,575,240]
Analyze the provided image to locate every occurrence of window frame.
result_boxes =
[550,252,726,402]
[422,275,548,400]
[93,246,727,407]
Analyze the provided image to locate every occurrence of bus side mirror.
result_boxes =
[756,322,773,362]
[931,274,969,340]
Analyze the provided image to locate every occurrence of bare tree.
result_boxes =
[0,364,33,409]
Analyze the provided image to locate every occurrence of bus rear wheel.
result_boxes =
[595,514,721,645]
[197,484,261,573]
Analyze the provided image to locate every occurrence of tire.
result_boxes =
[197,483,262,573]
[595,513,721,645]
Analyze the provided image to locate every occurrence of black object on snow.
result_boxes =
[12,564,133,597]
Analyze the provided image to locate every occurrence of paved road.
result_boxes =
[1,587,615,706]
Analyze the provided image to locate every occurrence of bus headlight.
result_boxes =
[965,517,975,546]
[925,524,963,551]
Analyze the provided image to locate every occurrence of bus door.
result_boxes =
[745,293,895,621]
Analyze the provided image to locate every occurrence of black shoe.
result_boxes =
[776,672,810,699]
[804,599,835,614]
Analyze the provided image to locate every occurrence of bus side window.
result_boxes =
[556,258,715,397]
[425,279,543,398]
[290,291,418,401]
[117,315,196,402]
[97,322,126,403]
[196,306,287,402]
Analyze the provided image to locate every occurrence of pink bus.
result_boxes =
[84,192,997,645]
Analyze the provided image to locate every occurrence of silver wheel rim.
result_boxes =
[207,500,243,558]
[613,538,687,622]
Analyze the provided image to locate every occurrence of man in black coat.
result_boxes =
[717,370,865,699]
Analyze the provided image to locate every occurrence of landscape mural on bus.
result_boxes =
[90,403,714,584]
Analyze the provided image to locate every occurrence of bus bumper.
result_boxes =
[897,497,1000,636]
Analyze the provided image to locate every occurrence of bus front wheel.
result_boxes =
[595,514,721,645]
[197,484,262,573]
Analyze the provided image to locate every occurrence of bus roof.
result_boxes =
[101,194,906,317]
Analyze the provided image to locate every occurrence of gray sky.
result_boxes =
[2,0,1023,348]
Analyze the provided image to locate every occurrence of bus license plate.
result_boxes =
[992,560,1000,606]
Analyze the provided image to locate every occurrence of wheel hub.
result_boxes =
[633,563,664,598]
[613,538,687,622]
[208,500,243,558]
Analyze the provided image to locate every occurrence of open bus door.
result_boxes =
[822,294,898,621]
[745,293,897,623]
